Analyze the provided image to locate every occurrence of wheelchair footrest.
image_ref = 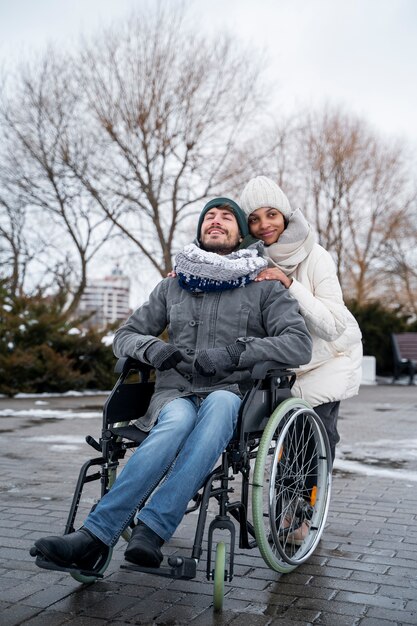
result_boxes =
[33,555,104,578]
[121,555,197,580]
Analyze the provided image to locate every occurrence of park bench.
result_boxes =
[391,332,417,384]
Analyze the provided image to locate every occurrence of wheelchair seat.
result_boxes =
[110,424,149,444]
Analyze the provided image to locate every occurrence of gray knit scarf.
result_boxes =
[265,209,316,275]
[175,243,267,292]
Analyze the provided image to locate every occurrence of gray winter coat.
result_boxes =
[113,277,312,431]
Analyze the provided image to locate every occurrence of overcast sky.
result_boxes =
[0,0,416,146]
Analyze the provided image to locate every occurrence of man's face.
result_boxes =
[200,207,241,254]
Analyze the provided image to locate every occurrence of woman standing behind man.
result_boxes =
[240,176,363,464]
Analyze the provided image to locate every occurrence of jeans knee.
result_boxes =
[202,390,240,429]
[156,398,197,438]
[208,390,240,408]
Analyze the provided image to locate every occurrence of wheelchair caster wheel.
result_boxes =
[213,542,226,612]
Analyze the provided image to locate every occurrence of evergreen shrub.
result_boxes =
[347,299,417,375]
[0,281,117,396]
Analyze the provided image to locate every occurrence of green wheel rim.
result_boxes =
[252,397,331,573]
[252,398,302,573]
[213,542,226,612]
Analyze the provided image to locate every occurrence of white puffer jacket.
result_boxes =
[270,243,363,406]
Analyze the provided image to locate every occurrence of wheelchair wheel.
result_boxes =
[213,542,226,612]
[252,398,331,573]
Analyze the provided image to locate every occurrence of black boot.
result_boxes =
[124,521,164,567]
[30,528,108,570]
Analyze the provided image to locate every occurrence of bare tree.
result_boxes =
[232,106,417,311]
[222,114,303,199]
[0,53,117,314]
[379,217,417,316]
[61,5,266,276]
[342,136,416,304]
[287,107,415,305]
[0,4,268,305]
[0,193,31,296]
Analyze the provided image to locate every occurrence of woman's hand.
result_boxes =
[166,271,177,278]
[254,268,293,289]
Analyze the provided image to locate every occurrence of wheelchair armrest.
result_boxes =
[251,360,296,381]
[114,356,153,378]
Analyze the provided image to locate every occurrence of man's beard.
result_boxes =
[200,238,240,256]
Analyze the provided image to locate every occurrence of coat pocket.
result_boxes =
[168,302,192,345]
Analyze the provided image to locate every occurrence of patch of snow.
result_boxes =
[102,334,114,346]
[24,435,86,444]
[334,458,417,482]
[0,408,101,419]
[15,390,110,398]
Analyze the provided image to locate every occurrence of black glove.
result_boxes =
[194,343,245,377]
[145,340,183,371]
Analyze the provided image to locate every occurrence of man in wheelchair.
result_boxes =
[31,197,312,572]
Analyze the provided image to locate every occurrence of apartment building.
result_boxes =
[78,267,131,328]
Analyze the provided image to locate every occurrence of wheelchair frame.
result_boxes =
[32,356,332,611]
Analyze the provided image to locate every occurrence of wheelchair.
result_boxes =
[31,356,332,612]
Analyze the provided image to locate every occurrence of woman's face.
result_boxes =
[248,207,286,245]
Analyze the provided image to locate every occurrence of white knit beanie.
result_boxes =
[240,176,292,219]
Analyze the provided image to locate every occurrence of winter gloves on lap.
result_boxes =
[144,339,245,377]
[145,340,183,371]
[194,343,245,377]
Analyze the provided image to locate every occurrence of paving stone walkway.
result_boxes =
[0,383,416,625]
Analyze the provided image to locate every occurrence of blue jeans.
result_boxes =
[83,390,241,545]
